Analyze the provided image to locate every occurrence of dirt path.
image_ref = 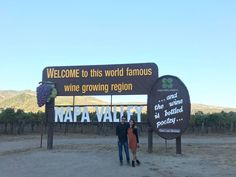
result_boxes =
[0,134,236,177]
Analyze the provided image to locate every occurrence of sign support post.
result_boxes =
[176,136,181,154]
[148,126,153,153]
[46,98,55,150]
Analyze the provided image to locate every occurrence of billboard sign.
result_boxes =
[42,63,158,96]
[148,75,191,139]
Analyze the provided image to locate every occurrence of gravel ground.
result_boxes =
[0,133,236,177]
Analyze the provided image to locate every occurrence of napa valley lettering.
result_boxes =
[55,106,144,123]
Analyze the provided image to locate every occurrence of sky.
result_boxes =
[0,0,235,108]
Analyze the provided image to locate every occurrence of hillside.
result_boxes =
[0,91,43,112]
[190,103,236,114]
[0,90,107,113]
[0,90,235,113]
[0,90,28,102]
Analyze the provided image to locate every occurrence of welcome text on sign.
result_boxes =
[43,63,158,96]
[46,67,153,79]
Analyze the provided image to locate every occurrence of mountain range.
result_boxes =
[0,90,235,114]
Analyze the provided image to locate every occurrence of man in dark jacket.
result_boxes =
[116,116,130,165]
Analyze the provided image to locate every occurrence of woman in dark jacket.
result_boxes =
[128,118,140,167]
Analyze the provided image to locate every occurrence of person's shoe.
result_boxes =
[120,161,123,166]
[127,160,130,165]
[136,159,140,165]
[132,160,135,167]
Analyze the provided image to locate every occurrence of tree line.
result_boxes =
[0,108,235,134]
[190,111,236,128]
[0,108,45,134]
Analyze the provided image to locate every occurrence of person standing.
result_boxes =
[116,115,130,166]
[128,118,140,167]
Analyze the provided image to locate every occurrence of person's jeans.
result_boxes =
[118,141,130,163]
